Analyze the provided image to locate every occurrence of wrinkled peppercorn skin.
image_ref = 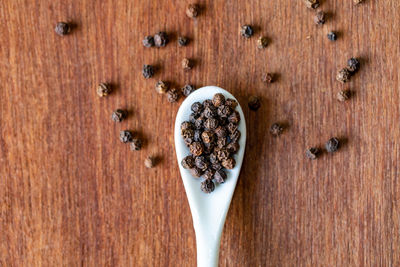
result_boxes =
[326,138,340,153]
[201,179,215,193]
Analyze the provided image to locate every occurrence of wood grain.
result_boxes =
[0,0,399,266]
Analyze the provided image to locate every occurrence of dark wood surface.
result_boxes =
[1,1,399,266]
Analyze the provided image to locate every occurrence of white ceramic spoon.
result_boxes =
[174,86,246,267]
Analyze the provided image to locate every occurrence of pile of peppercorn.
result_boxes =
[180,93,241,194]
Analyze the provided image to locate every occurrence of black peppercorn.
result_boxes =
[181,84,195,96]
[181,155,195,169]
[248,96,260,111]
[120,130,133,143]
[327,32,337,41]
[194,117,204,130]
[212,93,225,107]
[216,148,230,161]
[204,118,218,130]
[336,68,351,83]
[212,162,222,171]
[227,122,238,134]
[314,11,326,25]
[186,4,199,18]
[181,121,194,131]
[240,25,253,38]
[111,109,127,122]
[204,169,215,180]
[347,58,360,73]
[201,131,214,144]
[190,167,203,178]
[155,81,169,94]
[167,88,180,103]
[203,106,217,118]
[214,169,227,184]
[217,137,227,148]
[306,147,319,159]
[195,156,208,171]
[270,123,283,136]
[225,98,238,109]
[257,36,268,49]
[190,142,204,156]
[154,32,169,47]
[191,102,203,114]
[201,179,215,193]
[142,65,154,79]
[217,105,232,118]
[193,130,202,142]
[222,158,236,169]
[142,36,154,47]
[97,82,111,97]
[182,58,193,71]
[130,139,143,151]
[226,142,240,153]
[337,90,351,102]
[230,130,241,143]
[304,0,319,9]
[262,73,274,83]
[214,126,227,138]
[228,111,240,124]
[202,99,213,108]
[55,22,70,36]
[325,137,340,153]
[178,36,188,46]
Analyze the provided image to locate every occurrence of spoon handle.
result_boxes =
[195,227,221,267]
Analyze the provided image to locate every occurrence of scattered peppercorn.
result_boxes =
[325,137,340,153]
[327,31,337,41]
[120,130,133,143]
[347,58,360,73]
[314,11,326,25]
[142,65,154,79]
[304,0,319,9]
[142,36,154,47]
[154,32,169,47]
[262,73,274,83]
[336,68,351,83]
[248,96,261,111]
[167,88,180,103]
[181,84,196,96]
[201,179,215,193]
[130,139,143,151]
[240,25,254,38]
[97,83,111,97]
[178,36,189,46]
[111,109,127,122]
[306,147,319,159]
[144,156,155,168]
[270,123,283,136]
[257,36,268,49]
[55,22,70,36]
[155,81,169,94]
[182,58,193,71]
[186,4,199,18]
[337,90,351,102]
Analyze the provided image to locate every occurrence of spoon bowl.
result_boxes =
[174,86,246,267]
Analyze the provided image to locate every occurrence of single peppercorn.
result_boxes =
[191,167,203,178]
[181,155,195,169]
[257,36,268,49]
[336,68,351,83]
[240,25,253,38]
[204,118,218,130]
[142,36,154,47]
[203,142,215,154]
[212,162,222,171]
[325,137,340,153]
[327,32,337,41]
[111,109,127,122]
[306,147,319,159]
[182,129,195,140]
[194,117,204,130]
[186,4,199,18]
[181,84,195,96]
[215,126,227,138]
[225,98,238,109]
[270,123,283,136]
[337,90,351,102]
[195,156,208,171]
[130,139,143,151]
[181,121,194,131]
[201,131,214,144]
[228,111,241,124]
[304,0,319,9]
[204,169,215,180]
[178,36,189,46]
[222,158,236,169]
[120,130,133,143]
[217,105,232,118]
[191,102,203,114]
[227,122,238,133]
[142,65,154,79]
[55,22,70,36]
[227,142,240,153]
[190,142,204,156]
[216,148,230,161]
[347,58,360,73]
[230,130,241,143]
[97,82,111,97]
[214,169,227,184]
[202,99,213,108]
[203,106,217,118]
[154,32,169,47]
[144,156,155,168]
[248,96,261,111]
[262,73,274,83]
[314,11,326,25]
[212,93,225,107]
[201,179,215,193]
[182,58,193,71]
[167,88,180,103]
[155,81,169,94]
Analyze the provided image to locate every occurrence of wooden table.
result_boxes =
[1,1,399,266]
